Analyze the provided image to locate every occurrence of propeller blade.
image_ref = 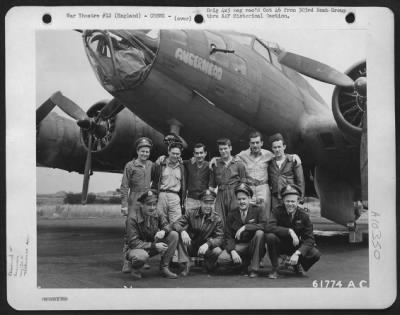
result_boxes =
[279,51,354,87]
[81,134,93,204]
[360,107,368,203]
[51,91,88,121]
[36,98,56,124]
[96,98,125,120]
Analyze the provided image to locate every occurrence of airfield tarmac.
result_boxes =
[37,212,369,289]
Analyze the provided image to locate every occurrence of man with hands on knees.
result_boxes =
[217,183,266,278]
[173,189,224,276]
[126,190,179,279]
[265,184,321,279]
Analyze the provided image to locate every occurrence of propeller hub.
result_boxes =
[354,77,367,97]
[77,118,92,129]
[94,121,108,139]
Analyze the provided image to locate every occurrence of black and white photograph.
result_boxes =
[6,6,396,310]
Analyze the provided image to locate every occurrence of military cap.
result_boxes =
[234,183,253,198]
[135,137,153,150]
[280,184,301,197]
[199,189,216,201]
[137,189,158,204]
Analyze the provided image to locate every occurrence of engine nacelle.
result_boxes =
[332,61,366,144]
[37,112,87,173]
[80,101,166,171]
[37,101,167,173]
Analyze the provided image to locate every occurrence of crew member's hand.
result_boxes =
[155,155,166,164]
[190,157,196,164]
[121,207,128,216]
[289,229,300,247]
[289,251,300,265]
[197,243,209,256]
[235,226,246,240]
[181,230,191,246]
[154,242,168,253]
[293,154,302,165]
[231,250,242,264]
[155,230,166,240]
[209,157,218,169]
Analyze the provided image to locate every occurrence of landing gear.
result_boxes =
[346,221,363,243]
[347,200,367,243]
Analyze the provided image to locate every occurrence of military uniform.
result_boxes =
[236,148,274,219]
[120,137,153,273]
[217,184,266,275]
[183,159,210,213]
[151,158,186,223]
[209,158,246,225]
[173,192,224,272]
[265,185,320,273]
[126,190,179,279]
[268,154,305,209]
[121,159,153,218]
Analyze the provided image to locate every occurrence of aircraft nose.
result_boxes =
[83,30,159,93]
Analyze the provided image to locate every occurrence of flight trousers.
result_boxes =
[127,231,179,269]
[217,230,266,272]
[265,232,321,271]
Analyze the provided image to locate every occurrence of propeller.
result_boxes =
[81,134,93,204]
[278,50,355,87]
[50,91,88,121]
[36,98,56,125]
[278,50,368,210]
[36,91,123,203]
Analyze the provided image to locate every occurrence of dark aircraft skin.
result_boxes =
[36,29,367,227]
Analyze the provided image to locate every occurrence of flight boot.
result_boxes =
[294,264,306,276]
[130,268,142,280]
[122,251,132,273]
[161,266,178,279]
[180,262,191,277]
[268,267,279,279]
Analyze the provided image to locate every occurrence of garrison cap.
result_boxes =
[135,137,153,150]
[234,183,253,198]
[199,189,216,201]
[137,189,158,204]
[280,184,301,197]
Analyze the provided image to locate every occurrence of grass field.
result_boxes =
[37,194,322,219]
[37,204,121,218]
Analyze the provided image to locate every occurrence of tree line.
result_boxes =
[63,193,121,204]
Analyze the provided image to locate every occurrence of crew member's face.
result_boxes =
[283,194,299,214]
[142,200,158,216]
[168,147,182,163]
[272,140,286,158]
[137,147,150,162]
[218,144,232,159]
[236,192,250,211]
[200,199,215,215]
[193,147,206,163]
[249,136,263,154]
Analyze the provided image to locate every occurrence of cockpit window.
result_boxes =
[224,32,254,46]
[253,40,272,63]
[259,39,282,70]
[83,30,159,93]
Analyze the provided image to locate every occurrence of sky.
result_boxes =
[36,28,365,193]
